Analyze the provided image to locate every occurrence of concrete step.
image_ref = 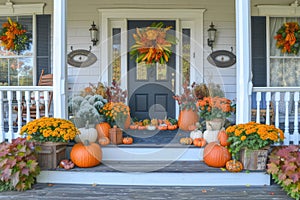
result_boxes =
[37,161,270,186]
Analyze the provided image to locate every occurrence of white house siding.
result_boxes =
[0,0,287,101]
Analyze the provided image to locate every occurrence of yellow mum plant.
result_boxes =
[225,122,284,159]
[100,102,130,127]
[20,117,80,143]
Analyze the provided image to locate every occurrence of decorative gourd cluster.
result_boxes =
[129,118,178,131]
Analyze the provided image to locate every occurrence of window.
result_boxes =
[0,15,51,86]
[269,17,300,87]
[0,16,33,86]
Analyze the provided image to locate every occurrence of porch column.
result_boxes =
[235,0,252,123]
[53,0,67,119]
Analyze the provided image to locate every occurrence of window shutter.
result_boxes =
[36,15,51,84]
[251,16,266,87]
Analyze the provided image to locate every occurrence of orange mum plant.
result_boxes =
[0,17,31,54]
[197,96,235,120]
[274,22,300,54]
[130,22,176,64]
[226,122,284,159]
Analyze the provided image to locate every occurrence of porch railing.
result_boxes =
[252,87,300,145]
[0,86,53,143]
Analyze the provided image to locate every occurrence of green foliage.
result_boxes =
[267,145,300,200]
[0,137,40,191]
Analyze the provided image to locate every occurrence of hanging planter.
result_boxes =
[130,22,176,64]
[0,17,31,54]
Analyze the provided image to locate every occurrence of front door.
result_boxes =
[127,20,176,120]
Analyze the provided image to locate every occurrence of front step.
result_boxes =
[37,161,270,186]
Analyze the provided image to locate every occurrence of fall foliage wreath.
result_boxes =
[130,22,176,64]
[274,22,300,54]
[0,17,31,54]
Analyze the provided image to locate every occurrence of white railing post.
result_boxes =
[7,91,13,142]
[35,91,40,119]
[265,92,271,125]
[255,92,261,123]
[293,92,299,145]
[44,91,49,117]
[25,91,31,123]
[274,92,280,129]
[284,92,290,145]
[0,91,4,142]
[16,91,23,133]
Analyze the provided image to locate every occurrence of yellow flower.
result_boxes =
[241,136,247,141]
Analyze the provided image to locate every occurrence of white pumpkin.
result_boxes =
[190,129,203,140]
[75,126,98,143]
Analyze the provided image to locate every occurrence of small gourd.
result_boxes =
[75,121,98,143]
[226,160,243,172]
[98,137,110,146]
[123,137,133,144]
[193,138,207,147]
[179,137,193,145]
[95,122,111,138]
[190,129,203,140]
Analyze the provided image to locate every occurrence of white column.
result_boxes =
[53,0,67,119]
[235,0,252,124]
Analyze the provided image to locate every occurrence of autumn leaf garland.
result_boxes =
[274,22,300,54]
[0,17,31,54]
[130,22,177,64]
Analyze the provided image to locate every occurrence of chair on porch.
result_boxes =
[14,70,53,123]
[251,92,274,124]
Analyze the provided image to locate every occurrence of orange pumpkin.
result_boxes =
[193,138,206,147]
[158,125,168,131]
[123,137,133,144]
[95,122,111,138]
[129,124,138,130]
[70,140,102,168]
[178,109,199,131]
[226,160,243,172]
[203,142,231,168]
[138,126,146,130]
[218,129,230,147]
[167,124,178,130]
[98,137,110,146]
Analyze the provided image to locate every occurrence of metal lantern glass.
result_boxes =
[89,21,98,46]
[207,22,217,50]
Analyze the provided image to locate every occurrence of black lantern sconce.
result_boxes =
[89,21,98,46]
[207,22,217,51]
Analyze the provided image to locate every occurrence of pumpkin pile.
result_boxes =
[129,118,178,131]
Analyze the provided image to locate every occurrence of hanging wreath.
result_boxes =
[130,22,176,64]
[0,17,31,54]
[274,22,300,54]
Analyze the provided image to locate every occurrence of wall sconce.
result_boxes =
[207,22,217,51]
[89,21,98,46]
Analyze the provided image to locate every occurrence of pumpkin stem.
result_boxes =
[83,140,90,146]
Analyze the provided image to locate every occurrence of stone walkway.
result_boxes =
[0,183,292,200]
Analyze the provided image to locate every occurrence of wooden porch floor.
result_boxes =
[0,183,292,200]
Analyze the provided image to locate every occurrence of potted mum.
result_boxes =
[20,117,80,169]
[173,82,199,131]
[226,122,284,170]
[197,96,235,131]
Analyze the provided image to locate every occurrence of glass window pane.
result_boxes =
[136,62,148,80]
[112,28,121,82]
[182,28,191,84]
[156,63,167,80]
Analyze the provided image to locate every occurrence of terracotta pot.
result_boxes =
[178,109,199,131]
[205,118,225,131]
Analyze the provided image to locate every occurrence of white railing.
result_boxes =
[252,87,300,145]
[0,86,53,143]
